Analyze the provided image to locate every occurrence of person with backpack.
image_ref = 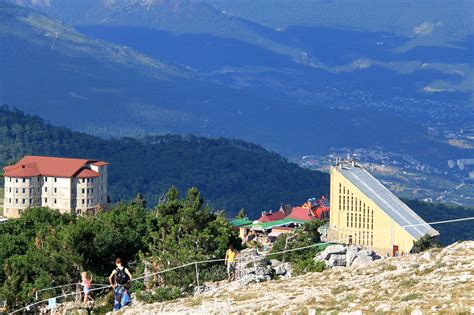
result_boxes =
[108,258,133,311]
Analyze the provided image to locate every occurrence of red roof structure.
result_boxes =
[75,168,100,178]
[257,209,286,222]
[3,156,107,178]
[287,207,314,221]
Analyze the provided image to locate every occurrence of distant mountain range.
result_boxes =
[1,1,470,168]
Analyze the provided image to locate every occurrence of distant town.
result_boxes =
[296,147,474,207]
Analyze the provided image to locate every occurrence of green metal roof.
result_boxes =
[242,217,307,231]
[229,218,252,227]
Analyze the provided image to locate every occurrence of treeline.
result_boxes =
[0,187,240,310]
[405,200,474,245]
[0,106,329,217]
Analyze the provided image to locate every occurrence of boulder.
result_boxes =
[321,245,347,260]
[270,259,282,267]
[313,253,325,263]
[352,255,374,266]
[328,253,347,267]
[235,248,271,280]
[345,245,360,266]
[273,262,287,275]
[357,249,374,257]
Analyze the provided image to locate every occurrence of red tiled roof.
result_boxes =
[257,210,286,222]
[75,168,100,178]
[3,156,107,178]
[287,207,314,221]
[3,163,40,177]
[312,207,330,219]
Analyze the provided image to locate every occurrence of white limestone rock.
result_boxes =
[322,244,347,259]
[328,253,347,267]
[352,254,374,266]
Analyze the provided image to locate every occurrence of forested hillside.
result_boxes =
[0,106,329,216]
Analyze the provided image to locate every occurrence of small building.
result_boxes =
[257,208,287,222]
[239,217,307,243]
[287,206,314,221]
[328,161,439,256]
[299,196,330,220]
[3,155,109,218]
[229,218,253,239]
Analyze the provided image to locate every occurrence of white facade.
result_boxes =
[3,162,108,218]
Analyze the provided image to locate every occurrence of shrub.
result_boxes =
[135,287,182,304]
[293,258,325,275]
[411,234,441,254]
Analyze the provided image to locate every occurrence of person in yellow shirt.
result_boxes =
[225,244,239,282]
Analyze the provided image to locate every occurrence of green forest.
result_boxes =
[0,106,329,217]
[1,106,472,241]
[0,187,241,311]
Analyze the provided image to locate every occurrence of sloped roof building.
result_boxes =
[329,161,438,256]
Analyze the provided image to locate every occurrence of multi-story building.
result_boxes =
[329,161,439,256]
[3,156,108,218]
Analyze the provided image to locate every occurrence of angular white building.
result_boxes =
[3,156,109,218]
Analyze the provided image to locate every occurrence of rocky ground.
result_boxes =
[114,241,474,314]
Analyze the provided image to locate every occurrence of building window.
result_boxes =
[45,187,48,192]
[54,199,57,204]
[30,188,32,194]
[9,188,11,193]
[8,198,11,204]
[22,199,25,204]
[22,188,26,194]
[82,199,85,205]
[82,178,85,183]
[54,188,57,193]
[15,199,18,204]
[18,209,23,215]
[82,188,85,194]
[44,198,48,203]
[22,178,26,183]
[44,177,48,182]
[77,209,82,215]
[15,178,18,183]
[38,198,41,203]
[30,199,33,205]
[54,177,57,182]
[15,188,18,194]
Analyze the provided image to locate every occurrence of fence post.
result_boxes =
[195,262,200,293]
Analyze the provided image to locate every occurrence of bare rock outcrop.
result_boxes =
[116,242,474,314]
[314,244,380,268]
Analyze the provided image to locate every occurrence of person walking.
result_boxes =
[108,258,133,311]
[80,271,93,305]
[225,245,239,282]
